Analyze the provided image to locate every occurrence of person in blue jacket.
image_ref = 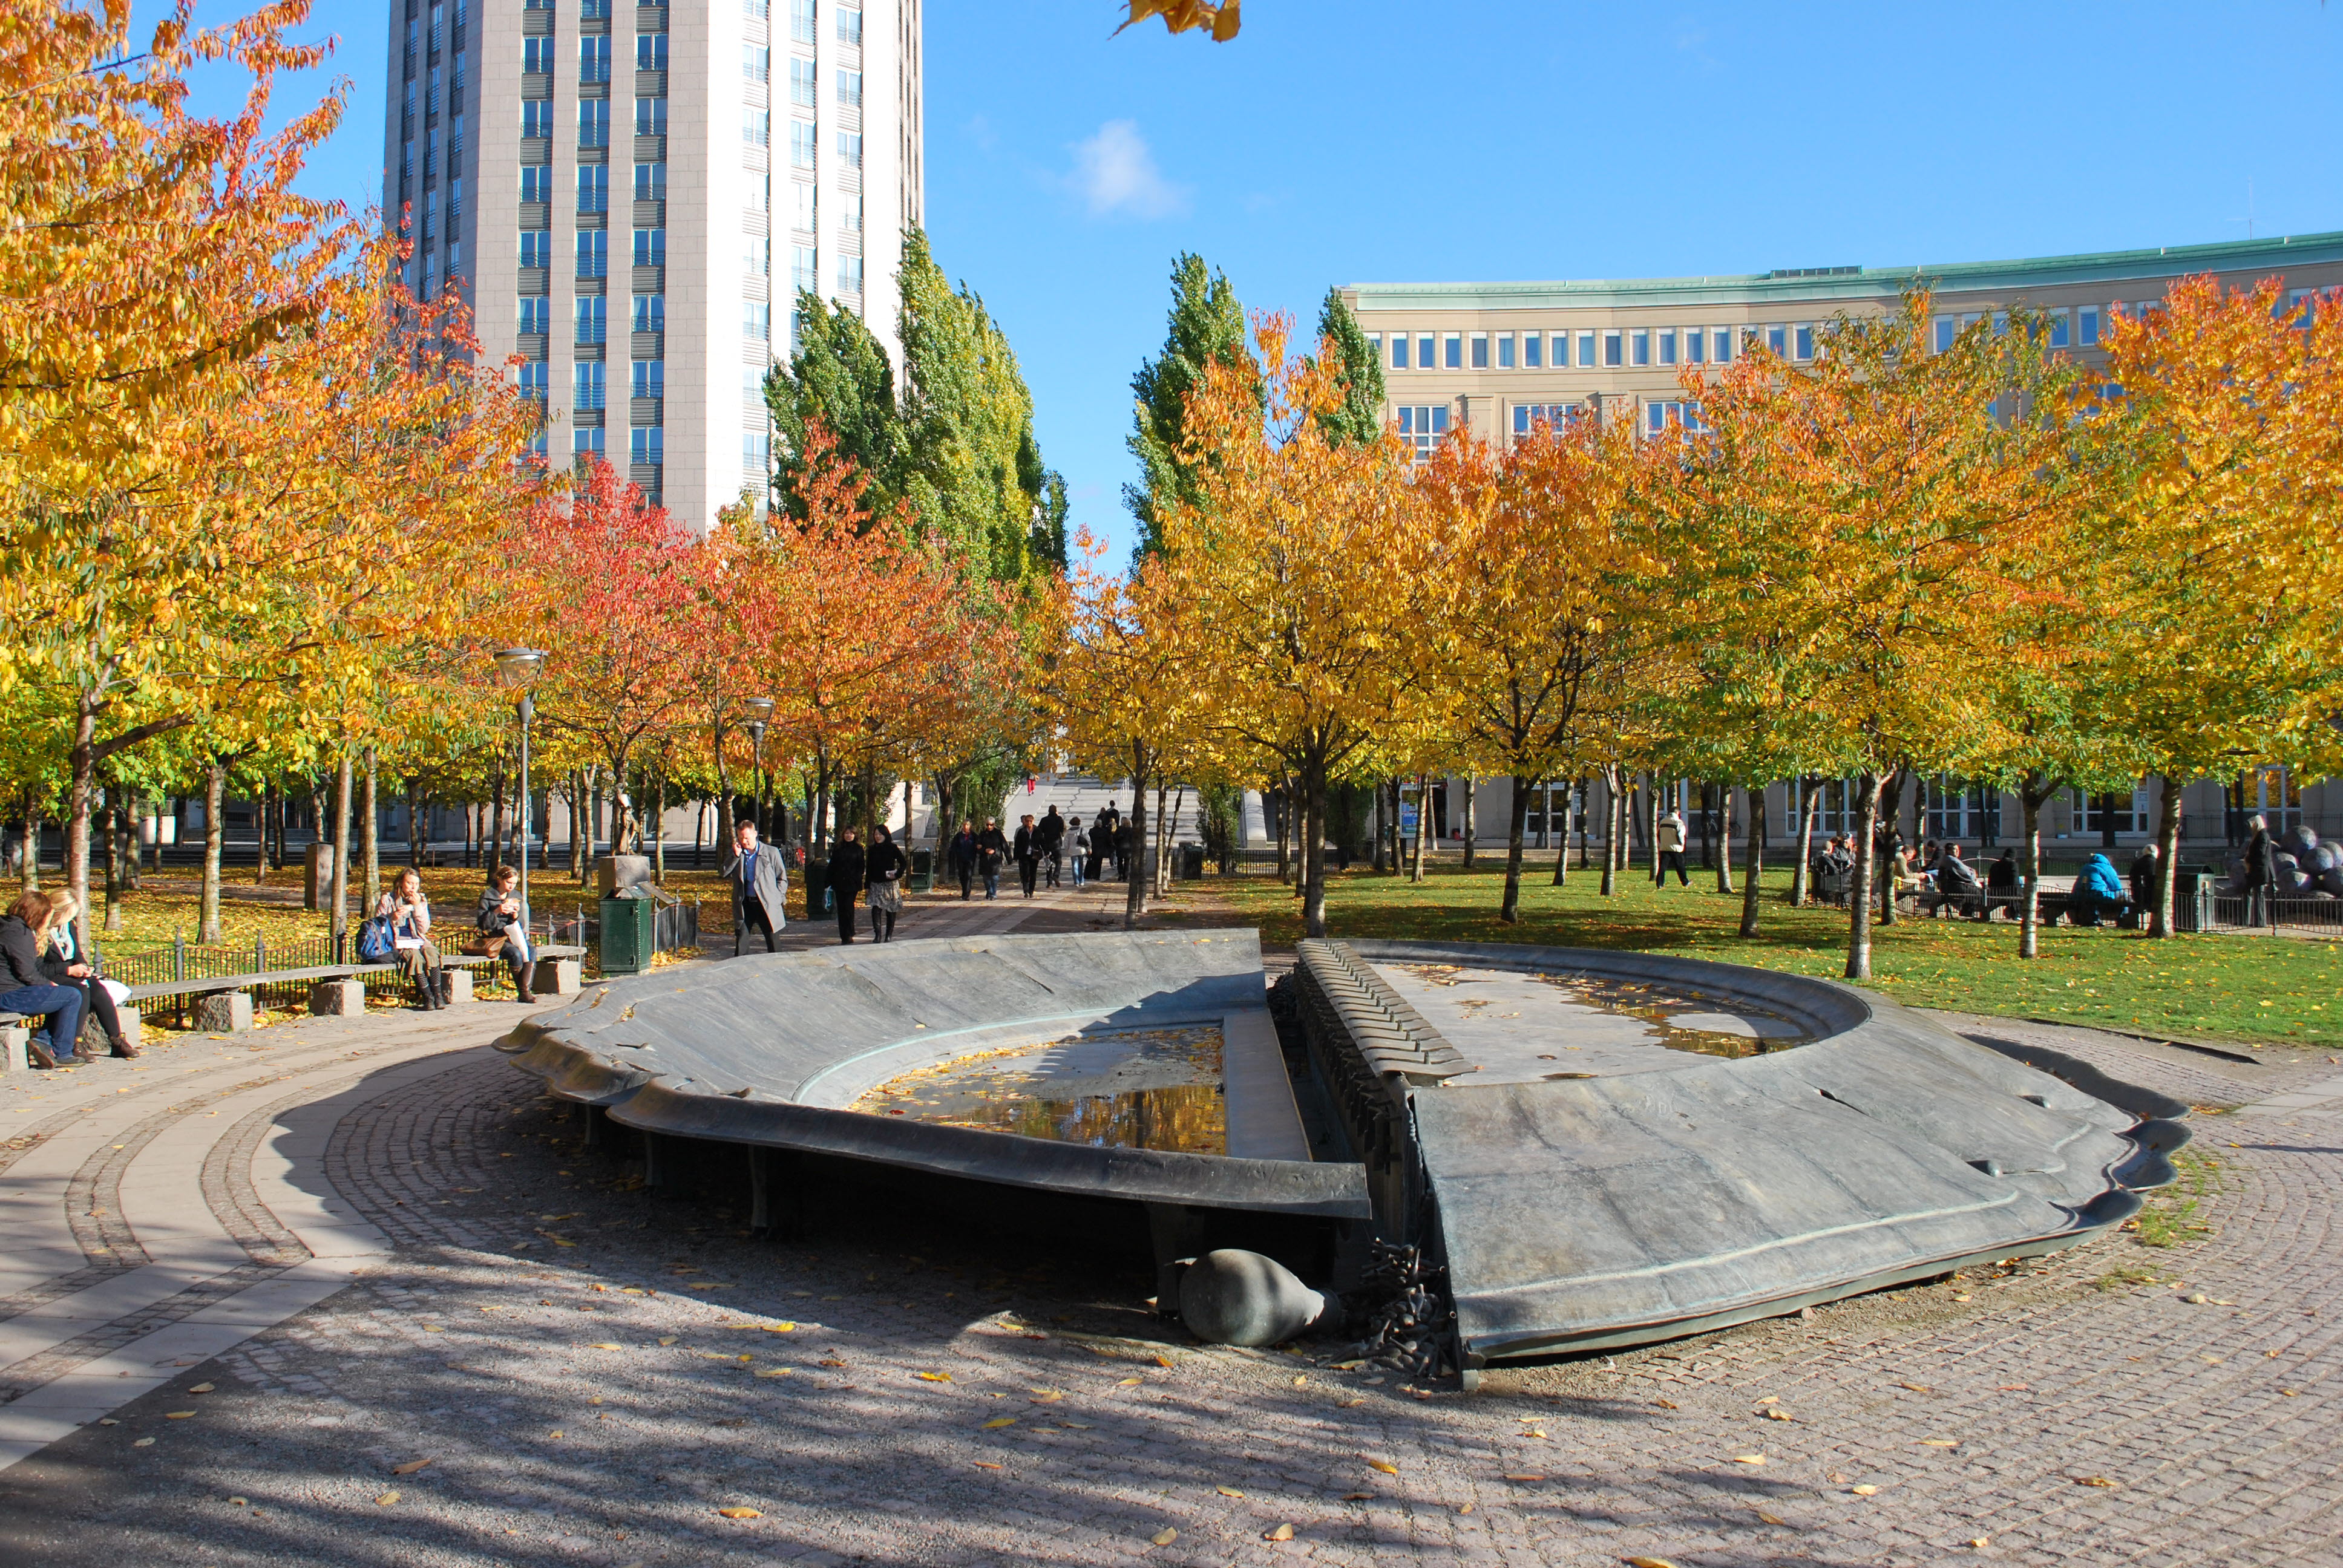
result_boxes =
[2068,852,2131,927]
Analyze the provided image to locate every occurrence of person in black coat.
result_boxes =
[1013,814,1040,898]
[2129,843,2162,913]
[0,891,85,1070]
[975,819,1008,899]
[1037,807,1065,889]
[829,828,865,944]
[39,892,136,1056]
[946,820,978,901]
[864,826,908,942]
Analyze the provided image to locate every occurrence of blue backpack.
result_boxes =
[356,915,398,962]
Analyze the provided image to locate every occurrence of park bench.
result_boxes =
[442,942,586,1002]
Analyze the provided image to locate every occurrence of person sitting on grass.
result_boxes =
[0,890,85,1069]
[2067,852,2131,928]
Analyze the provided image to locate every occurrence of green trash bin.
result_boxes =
[804,858,831,916]
[910,848,934,893]
[599,892,657,976]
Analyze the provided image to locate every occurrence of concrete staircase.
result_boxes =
[988,776,1210,844]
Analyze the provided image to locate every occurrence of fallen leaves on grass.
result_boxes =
[375,1490,401,1506]
[1215,1485,1244,1498]
[589,1342,622,1351]
[2075,1475,2119,1488]
[1730,1454,1766,1465]
[716,1506,762,1520]
[1150,1527,1178,1546]
[390,1458,433,1475]
[1366,1459,1398,1474]
[981,1417,1017,1429]
[1851,1485,1881,1496]
[1263,1523,1295,1541]
[1757,1510,1788,1525]
[916,1371,952,1383]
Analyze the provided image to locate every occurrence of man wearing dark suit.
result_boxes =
[721,817,788,956]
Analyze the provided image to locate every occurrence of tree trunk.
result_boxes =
[1643,774,1659,878]
[19,797,38,893]
[652,771,667,884]
[1738,785,1766,937]
[1274,782,1291,884]
[1552,781,1570,888]
[1698,782,1715,871]
[201,761,226,944]
[1122,746,1149,930]
[362,747,381,909]
[2148,773,2184,938]
[1845,772,1883,980]
[1500,773,1532,923]
[1715,784,1736,894]
[1460,777,1476,869]
[66,698,98,949]
[2019,779,2049,960]
[1599,766,1619,897]
[1877,768,1907,926]
[407,779,424,871]
[1790,779,1817,907]
[1302,762,1331,939]
[331,752,353,959]
[1409,775,1428,883]
[102,787,123,931]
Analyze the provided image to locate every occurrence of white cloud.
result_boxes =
[1065,120,1187,220]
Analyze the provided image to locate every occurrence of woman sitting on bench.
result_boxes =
[40,893,137,1057]
[377,868,447,1009]
[474,864,536,1004]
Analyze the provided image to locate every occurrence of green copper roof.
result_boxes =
[1348,231,2343,313]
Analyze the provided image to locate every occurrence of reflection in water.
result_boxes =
[1397,964,1810,1060]
[850,1026,1227,1154]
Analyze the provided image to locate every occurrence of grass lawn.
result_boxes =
[1199,861,2342,1051]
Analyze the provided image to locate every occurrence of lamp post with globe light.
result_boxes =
[741,696,775,841]
[491,648,549,920]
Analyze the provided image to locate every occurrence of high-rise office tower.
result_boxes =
[382,0,924,532]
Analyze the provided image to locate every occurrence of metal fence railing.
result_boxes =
[2207,893,2343,935]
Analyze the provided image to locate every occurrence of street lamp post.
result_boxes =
[742,696,775,841]
[492,647,549,924]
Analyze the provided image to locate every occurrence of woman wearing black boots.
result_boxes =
[865,825,907,942]
[376,868,448,1008]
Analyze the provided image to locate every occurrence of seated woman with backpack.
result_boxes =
[365,867,448,1009]
[474,864,536,1003]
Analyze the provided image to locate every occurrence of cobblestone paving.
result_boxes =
[1,962,2338,1566]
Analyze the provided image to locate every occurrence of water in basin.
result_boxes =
[1372,962,1815,1085]
[849,1024,1226,1154]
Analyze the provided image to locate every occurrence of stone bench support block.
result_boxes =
[442,969,473,1006]
[532,958,582,997]
[0,1024,25,1073]
[194,992,254,1033]
[309,980,367,1018]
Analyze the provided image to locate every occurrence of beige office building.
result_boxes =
[1342,232,2343,859]
[382,0,923,533]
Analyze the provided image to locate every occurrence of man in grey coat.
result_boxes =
[723,817,788,955]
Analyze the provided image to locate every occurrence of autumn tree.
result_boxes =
[1126,253,1253,562]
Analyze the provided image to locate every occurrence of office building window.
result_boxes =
[2048,309,2069,349]
[839,255,863,293]
[1712,328,1732,363]
[1469,333,1488,370]
[745,430,772,472]
[1552,333,1570,367]
[746,234,769,275]
[575,296,606,344]
[746,300,771,341]
[524,36,553,73]
[1657,329,1676,367]
[1365,333,1380,365]
[1495,333,1513,369]
[522,100,553,139]
[632,227,666,266]
[1395,404,1449,461]
[1442,333,1461,369]
[577,165,608,212]
[520,230,552,269]
[519,165,551,203]
[745,111,770,147]
[424,127,440,181]
[634,163,666,201]
[574,362,606,410]
[790,121,815,168]
[574,427,606,464]
[1794,324,1814,360]
[1766,324,1786,356]
[745,362,767,403]
[519,297,549,335]
[631,359,664,399]
[580,36,610,82]
[837,5,862,42]
[791,244,818,290]
[745,45,770,82]
[791,180,816,232]
[744,0,767,16]
[790,58,816,106]
[839,69,862,106]
[748,174,769,211]
[1933,316,1955,353]
[445,176,463,220]
[790,0,815,44]
[517,362,549,402]
[1645,400,1700,437]
[1511,403,1573,442]
[578,100,609,146]
[1417,334,1434,369]
[1522,332,1541,368]
[2079,306,2099,346]
[1631,330,1650,367]
[1683,328,1704,365]
[840,192,862,231]
[1991,310,2009,336]
[452,51,467,96]
[632,293,664,333]
[1602,332,1622,368]
[631,427,664,466]
[575,230,607,276]
[635,97,667,136]
[1389,334,1407,370]
[637,32,667,70]
[839,132,862,169]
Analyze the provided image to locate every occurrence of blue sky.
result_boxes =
[195,0,2340,561]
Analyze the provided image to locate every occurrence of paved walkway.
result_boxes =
[1,970,2339,1564]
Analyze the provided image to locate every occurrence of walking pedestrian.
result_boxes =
[39,893,137,1056]
[1038,805,1065,889]
[0,892,87,1068]
[948,820,978,900]
[721,817,788,956]
[1654,809,1689,887]
[474,864,539,1001]
[1014,814,1040,898]
[2243,813,2273,925]
[865,825,907,942]
[1066,816,1087,889]
[830,827,865,944]
[977,818,1007,899]
[1097,800,1122,878]
[374,868,447,1008]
